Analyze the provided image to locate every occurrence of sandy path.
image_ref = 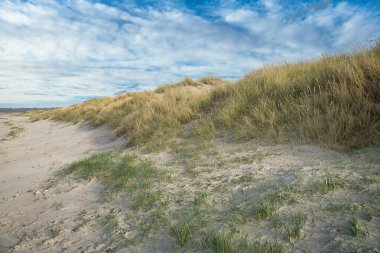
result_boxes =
[0,113,123,252]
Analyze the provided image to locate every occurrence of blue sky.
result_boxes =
[0,0,379,107]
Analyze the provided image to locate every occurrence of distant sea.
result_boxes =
[0,108,56,113]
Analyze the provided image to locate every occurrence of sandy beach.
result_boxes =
[0,113,123,252]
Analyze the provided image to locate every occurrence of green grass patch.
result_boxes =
[254,201,277,219]
[66,150,167,210]
[103,213,119,229]
[273,212,307,241]
[306,172,343,195]
[204,229,234,253]
[203,228,284,253]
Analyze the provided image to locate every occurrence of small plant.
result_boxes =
[170,219,194,247]
[204,229,233,253]
[143,208,167,235]
[227,201,248,224]
[323,174,336,191]
[270,190,297,205]
[131,189,166,211]
[194,192,208,207]
[255,201,277,219]
[348,211,362,237]
[363,205,373,222]
[19,231,29,242]
[19,230,37,242]
[104,214,119,229]
[323,203,349,212]
[308,172,341,195]
[51,224,61,238]
[273,212,307,241]
[231,172,256,184]
[284,213,307,241]
[52,201,64,210]
[250,239,284,253]
[100,192,114,203]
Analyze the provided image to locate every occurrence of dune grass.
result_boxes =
[29,43,380,149]
[0,120,24,142]
[65,151,167,210]
[30,77,229,149]
[210,43,380,148]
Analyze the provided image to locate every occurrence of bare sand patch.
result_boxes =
[0,113,123,252]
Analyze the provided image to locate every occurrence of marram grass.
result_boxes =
[30,43,380,149]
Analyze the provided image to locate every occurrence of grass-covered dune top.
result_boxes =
[30,43,380,149]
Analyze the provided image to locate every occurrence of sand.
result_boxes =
[0,113,123,252]
[0,113,378,252]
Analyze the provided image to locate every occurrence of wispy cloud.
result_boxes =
[0,0,379,107]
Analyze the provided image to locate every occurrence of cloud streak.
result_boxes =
[0,0,379,107]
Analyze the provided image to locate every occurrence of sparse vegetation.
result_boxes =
[348,211,362,237]
[203,229,284,253]
[143,208,167,235]
[0,120,24,141]
[249,239,284,253]
[52,201,64,210]
[51,224,61,238]
[204,229,234,253]
[104,213,119,229]
[66,151,168,211]
[307,172,341,195]
[363,205,373,222]
[274,212,308,241]
[19,230,38,243]
[254,200,277,219]
[131,189,167,211]
[170,219,194,247]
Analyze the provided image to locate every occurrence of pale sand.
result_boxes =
[0,113,123,252]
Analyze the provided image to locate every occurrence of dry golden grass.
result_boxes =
[30,77,230,148]
[210,43,380,148]
[30,43,380,149]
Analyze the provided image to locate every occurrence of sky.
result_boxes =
[0,0,379,108]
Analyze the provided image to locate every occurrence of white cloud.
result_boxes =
[0,9,31,25]
[0,0,379,107]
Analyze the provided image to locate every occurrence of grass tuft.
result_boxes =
[204,229,234,253]
[348,211,363,237]
[308,172,341,195]
[274,212,308,241]
[254,201,277,219]
[170,219,194,248]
